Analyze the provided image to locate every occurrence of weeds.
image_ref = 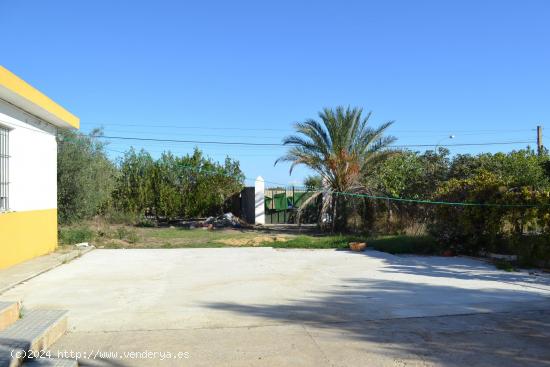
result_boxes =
[58,223,443,257]
[494,259,516,272]
[265,235,361,249]
[58,226,94,245]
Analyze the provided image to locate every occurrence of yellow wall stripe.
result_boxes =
[0,209,58,269]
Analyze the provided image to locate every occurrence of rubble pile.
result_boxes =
[204,212,245,228]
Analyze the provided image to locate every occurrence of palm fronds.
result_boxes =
[275,106,396,230]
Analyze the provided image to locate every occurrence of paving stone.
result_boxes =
[24,358,77,367]
[0,310,68,367]
[0,303,19,331]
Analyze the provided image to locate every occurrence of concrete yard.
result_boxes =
[1,248,550,366]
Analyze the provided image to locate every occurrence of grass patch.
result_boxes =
[266,234,439,254]
[58,226,94,245]
[58,222,441,255]
[115,227,139,243]
[266,235,360,249]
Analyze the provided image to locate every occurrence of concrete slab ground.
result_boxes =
[1,248,549,366]
[0,247,94,294]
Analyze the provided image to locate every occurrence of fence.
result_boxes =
[264,186,316,224]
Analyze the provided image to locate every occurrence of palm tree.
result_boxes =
[275,106,396,231]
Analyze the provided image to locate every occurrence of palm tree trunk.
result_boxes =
[331,193,338,233]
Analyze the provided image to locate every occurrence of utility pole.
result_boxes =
[537,125,543,154]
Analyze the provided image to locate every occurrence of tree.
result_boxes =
[303,175,322,191]
[370,148,449,234]
[112,147,244,219]
[275,106,396,231]
[57,129,116,224]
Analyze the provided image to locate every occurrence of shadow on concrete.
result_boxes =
[79,359,129,367]
[357,250,550,290]
[204,254,550,366]
[0,337,30,367]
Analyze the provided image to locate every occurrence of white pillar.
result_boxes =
[255,176,265,225]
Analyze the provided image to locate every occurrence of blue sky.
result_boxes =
[1,0,548,186]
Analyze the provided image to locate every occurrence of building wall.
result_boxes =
[0,99,58,269]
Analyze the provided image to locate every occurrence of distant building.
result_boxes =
[0,66,79,269]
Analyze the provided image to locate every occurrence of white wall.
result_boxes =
[0,99,58,212]
[255,176,265,224]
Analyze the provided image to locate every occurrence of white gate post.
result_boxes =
[255,176,265,225]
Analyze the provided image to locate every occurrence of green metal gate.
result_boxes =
[265,186,316,224]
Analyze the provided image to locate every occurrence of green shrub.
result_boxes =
[59,226,94,245]
[137,217,156,227]
[368,235,441,254]
[102,242,123,249]
[266,235,360,249]
[126,230,140,244]
[103,210,139,225]
[112,148,244,220]
[429,170,550,265]
[494,259,516,272]
[429,171,507,255]
[114,227,140,244]
[116,227,129,240]
[510,234,550,267]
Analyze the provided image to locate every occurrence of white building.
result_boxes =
[0,66,79,269]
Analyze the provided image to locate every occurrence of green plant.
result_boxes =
[429,168,550,265]
[114,227,140,244]
[494,259,516,272]
[103,242,123,249]
[368,235,441,254]
[429,171,506,254]
[57,129,116,224]
[103,210,139,225]
[116,227,129,240]
[112,148,244,219]
[275,106,396,231]
[58,226,94,245]
[264,235,362,249]
[372,149,450,234]
[126,230,140,244]
[137,217,156,227]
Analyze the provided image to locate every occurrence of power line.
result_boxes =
[89,129,283,141]
[393,141,535,148]
[98,135,283,146]
[105,147,281,157]
[81,142,550,208]
[82,127,534,142]
[388,128,534,133]
[95,134,535,148]
[81,121,535,134]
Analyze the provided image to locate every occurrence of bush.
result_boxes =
[112,148,244,220]
[58,226,94,245]
[369,235,441,254]
[102,209,140,225]
[267,235,361,249]
[429,170,550,265]
[429,171,506,254]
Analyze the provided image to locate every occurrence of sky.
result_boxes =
[1,0,549,186]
